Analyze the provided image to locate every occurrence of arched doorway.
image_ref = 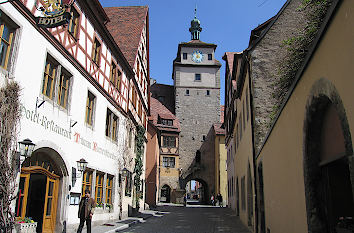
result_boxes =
[160,185,171,203]
[304,81,354,233]
[15,147,67,233]
[184,179,208,205]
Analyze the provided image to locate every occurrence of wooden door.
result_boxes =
[42,177,59,233]
[16,173,30,218]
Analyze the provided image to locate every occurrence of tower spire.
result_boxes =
[194,4,197,18]
[189,6,202,40]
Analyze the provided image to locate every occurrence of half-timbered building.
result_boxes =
[0,0,148,232]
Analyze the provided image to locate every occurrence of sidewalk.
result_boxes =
[88,210,162,233]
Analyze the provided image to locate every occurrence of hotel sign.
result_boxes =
[35,0,73,28]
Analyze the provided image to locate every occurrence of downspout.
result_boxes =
[246,52,258,233]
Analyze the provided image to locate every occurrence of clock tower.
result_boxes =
[172,12,221,183]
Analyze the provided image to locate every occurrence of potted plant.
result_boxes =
[105,203,113,212]
[14,217,37,233]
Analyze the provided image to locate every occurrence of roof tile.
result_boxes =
[105,6,148,68]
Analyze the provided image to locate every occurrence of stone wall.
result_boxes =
[250,0,308,154]
[175,87,220,175]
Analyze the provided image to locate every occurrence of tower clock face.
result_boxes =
[192,50,203,63]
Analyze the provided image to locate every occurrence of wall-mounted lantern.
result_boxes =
[122,168,129,178]
[18,138,36,159]
[72,158,88,187]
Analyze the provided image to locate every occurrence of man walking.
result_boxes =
[77,189,96,233]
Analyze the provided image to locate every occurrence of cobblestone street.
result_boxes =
[120,204,251,233]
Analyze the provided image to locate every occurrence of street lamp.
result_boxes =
[76,158,88,173]
[18,138,36,159]
[121,168,129,177]
[72,158,88,187]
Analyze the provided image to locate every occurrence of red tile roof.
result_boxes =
[150,96,180,132]
[213,123,225,135]
[220,105,225,123]
[105,6,148,68]
[223,52,237,75]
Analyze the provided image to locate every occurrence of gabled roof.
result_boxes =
[213,123,225,135]
[222,52,240,75]
[105,6,148,68]
[150,96,180,133]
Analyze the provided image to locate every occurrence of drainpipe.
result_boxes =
[246,52,258,233]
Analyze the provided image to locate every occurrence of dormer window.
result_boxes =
[208,54,212,60]
[183,53,187,60]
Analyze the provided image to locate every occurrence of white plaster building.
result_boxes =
[0,0,149,232]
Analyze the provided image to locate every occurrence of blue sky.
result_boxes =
[100,0,287,104]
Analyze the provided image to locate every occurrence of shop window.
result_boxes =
[68,7,80,39]
[163,136,176,147]
[85,91,96,126]
[183,53,187,60]
[106,176,113,204]
[162,157,175,168]
[82,171,92,196]
[0,19,16,70]
[42,56,58,99]
[195,73,201,81]
[95,173,104,204]
[92,38,101,65]
[105,108,119,141]
[57,70,70,109]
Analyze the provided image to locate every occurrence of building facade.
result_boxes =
[0,0,148,232]
[147,96,181,204]
[224,0,354,232]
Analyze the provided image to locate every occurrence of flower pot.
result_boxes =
[14,222,37,233]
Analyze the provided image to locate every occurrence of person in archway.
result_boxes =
[217,193,223,207]
[211,194,215,206]
[77,189,96,233]
[183,193,187,207]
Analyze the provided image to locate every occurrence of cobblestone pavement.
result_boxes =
[120,204,251,233]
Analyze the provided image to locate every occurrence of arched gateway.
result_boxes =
[304,79,354,233]
[16,147,68,233]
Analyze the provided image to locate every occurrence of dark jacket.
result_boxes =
[78,197,95,219]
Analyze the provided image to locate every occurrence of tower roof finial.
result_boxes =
[189,5,202,40]
[194,4,197,18]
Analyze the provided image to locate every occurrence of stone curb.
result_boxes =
[114,217,148,232]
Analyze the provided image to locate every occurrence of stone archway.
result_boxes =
[183,178,209,205]
[160,184,171,203]
[303,78,354,233]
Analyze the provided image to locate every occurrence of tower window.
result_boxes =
[206,90,210,96]
[202,135,206,141]
[186,89,190,95]
[208,54,212,60]
[183,53,187,60]
[195,73,201,81]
